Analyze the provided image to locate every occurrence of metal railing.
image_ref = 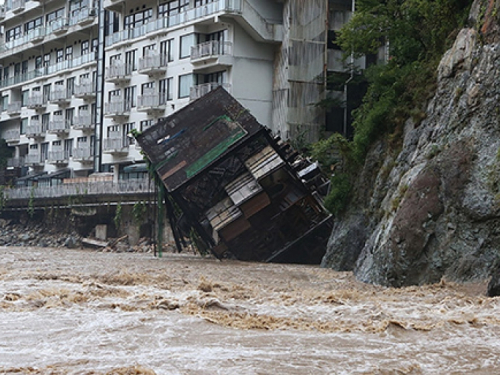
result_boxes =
[74,80,95,97]
[105,63,132,81]
[68,8,97,26]
[4,129,20,142]
[103,137,128,153]
[190,82,231,101]
[5,178,153,200]
[25,153,42,166]
[25,123,43,138]
[73,147,93,161]
[73,113,94,130]
[27,93,46,108]
[138,53,168,72]
[105,0,242,46]
[47,150,69,163]
[7,157,25,168]
[51,86,71,102]
[7,101,22,115]
[48,117,70,133]
[0,53,96,90]
[137,93,167,110]
[104,100,132,116]
[191,40,233,61]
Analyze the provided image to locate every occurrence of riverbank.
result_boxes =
[0,246,498,374]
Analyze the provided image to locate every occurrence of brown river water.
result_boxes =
[0,246,499,374]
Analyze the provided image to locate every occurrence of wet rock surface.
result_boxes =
[323,0,500,287]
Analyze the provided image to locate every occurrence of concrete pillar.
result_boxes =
[113,163,120,183]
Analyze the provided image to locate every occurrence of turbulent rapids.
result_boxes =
[1,246,499,374]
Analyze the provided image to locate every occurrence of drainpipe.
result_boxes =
[343,0,355,137]
[94,0,106,173]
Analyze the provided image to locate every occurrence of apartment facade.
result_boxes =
[0,0,365,187]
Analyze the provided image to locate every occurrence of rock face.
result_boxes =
[322,0,500,287]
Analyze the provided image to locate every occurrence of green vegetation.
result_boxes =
[316,0,471,215]
[132,201,147,224]
[113,202,122,230]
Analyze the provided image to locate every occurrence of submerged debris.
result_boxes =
[136,88,332,264]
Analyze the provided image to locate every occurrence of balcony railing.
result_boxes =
[4,129,20,143]
[103,136,128,154]
[105,0,242,46]
[190,83,231,101]
[73,113,94,131]
[25,153,43,167]
[0,53,96,90]
[51,86,71,103]
[50,18,70,34]
[47,150,69,164]
[68,8,97,26]
[5,177,153,200]
[104,100,131,117]
[11,0,26,13]
[73,147,93,162]
[138,53,168,75]
[74,80,95,99]
[7,157,25,168]
[137,93,167,112]
[105,63,132,83]
[48,117,70,134]
[7,101,22,115]
[25,123,44,138]
[191,40,233,61]
[26,93,46,109]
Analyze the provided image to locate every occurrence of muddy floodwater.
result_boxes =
[0,246,499,374]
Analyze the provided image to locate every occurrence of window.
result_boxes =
[21,90,29,107]
[53,140,62,147]
[41,114,50,132]
[178,74,193,98]
[195,0,215,5]
[110,54,121,65]
[64,139,73,158]
[160,39,174,62]
[66,108,75,126]
[124,86,136,109]
[142,82,154,94]
[56,49,64,63]
[143,44,155,56]
[69,0,88,18]
[44,54,51,67]
[22,60,28,75]
[43,84,51,102]
[124,8,152,29]
[108,125,120,136]
[109,89,120,102]
[180,34,196,59]
[79,104,89,113]
[41,142,49,161]
[159,77,173,101]
[54,110,63,116]
[3,67,9,81]
[67,77,75,97]
[158,0,188,17]
[24,17,43,33]
[123,123,135,145]
[21,118,28,134]
[92,38,98,53]
[6,26,22,42]
[81,40,89,56]
[140,120,154,131]
[65,46,73,61]
[46,8,65,24]
[35,56,43,69]
[125,49,136,71]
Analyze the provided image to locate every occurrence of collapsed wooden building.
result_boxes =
[135,88,332,264]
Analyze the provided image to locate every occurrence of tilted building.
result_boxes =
[0,0,379,188]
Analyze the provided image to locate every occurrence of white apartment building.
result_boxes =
[0,0,368,186]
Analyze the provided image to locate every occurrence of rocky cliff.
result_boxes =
[322,0,500,287]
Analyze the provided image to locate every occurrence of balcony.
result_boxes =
[74,80,95,99]
[104,100,131,118]
[103,135,129,155]
[69,8,97,27]
[73,147,93,162]
[25,153,43,167]
[25,122,44,138]
[138,53,168,75]
[73,112,94,131]
[105,63,132,83]
[51,86,72,104]
[7,101,22,116]
[0,6,6,20]
[27,27,45,44]
[4,129,20,144]
[47,150,69,165]
[137,93,167,113]
[190,83,231,101]
[7,157,25,169]
[26,94,46,109]
[103,0,125,12]
[48,116,70,134]
[50,18,70,35]
[191,41,233,70]
[11,0,26,13]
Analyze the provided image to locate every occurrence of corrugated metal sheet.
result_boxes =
[205,197,242,232]
[244,145,285,180]
[225,172,263,206]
